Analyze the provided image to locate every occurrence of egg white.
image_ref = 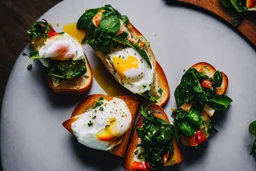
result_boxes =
[71,98,132,151]
[38,33,85,67]
[105,47,155,94]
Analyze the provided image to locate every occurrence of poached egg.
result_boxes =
[71,97,132,150]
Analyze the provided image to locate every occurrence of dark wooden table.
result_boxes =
[0,0,60,111]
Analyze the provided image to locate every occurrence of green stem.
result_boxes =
[250,138,256,155]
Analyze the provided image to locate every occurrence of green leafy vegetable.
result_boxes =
[141,91,161,103]
[47,59,87,85]
[98,15,120,35]
[208,95,233,110]
[249,120,256,155]
[221,0,233,8]
[172,108,203,137]
[230,0,247,13]
[174,68,232,111]
[27,19,51,39]
[212,71,223,87]
[137,106,174,169]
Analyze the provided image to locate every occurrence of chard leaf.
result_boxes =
[208,95,232,111]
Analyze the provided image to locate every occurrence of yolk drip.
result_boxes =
[63,23,86,43]
[112,55,139,78]
[92,64,130,96]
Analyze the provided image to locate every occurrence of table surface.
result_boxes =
[0,1,59,169]
[0,0,60,110]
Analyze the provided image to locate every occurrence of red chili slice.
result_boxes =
[201,79,212,89]
[131,161,151,171]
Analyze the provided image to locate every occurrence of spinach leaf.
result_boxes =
[173,108,202,137]
[177,121,196,137]
[208,95,232,111]
[174,68,205,106]
[47,59,87,84]
[212,71,223,87]
[27,19,51,39]
[249,120,256,155]
[185,109,202,129]
[98,15,120,36]
[137,106,174,170]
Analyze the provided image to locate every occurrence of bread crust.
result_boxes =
[93,23,170,106]
[191,62,228,95]
[62,94,139,157]
[123,104,183,170]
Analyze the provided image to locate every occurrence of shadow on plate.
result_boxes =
[69,136,121,170]
[31,59,89,108]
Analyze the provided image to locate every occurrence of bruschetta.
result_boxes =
[27,20,93,93]
[123,104,183,170]
[76,5,170,106]
[62,94,139,157]
[173,62,232,146]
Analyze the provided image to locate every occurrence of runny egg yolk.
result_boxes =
[62,23,86,43]
[96,117,118,142]
[112,55,139,78]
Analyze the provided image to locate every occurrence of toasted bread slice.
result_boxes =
[28,20,93,94]
[46,57,93,94]
[191,62,228,95]
[123,104,183,170]
[62,94,139,157]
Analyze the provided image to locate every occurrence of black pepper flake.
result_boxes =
[92,116,96,119]
[88,120,93,127]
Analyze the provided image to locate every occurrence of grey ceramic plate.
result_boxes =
[1,0,256,171]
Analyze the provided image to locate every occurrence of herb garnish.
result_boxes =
[93,97,104,109]
[99,107,104,111]
[136,106,174,170]
[249,120,256,155]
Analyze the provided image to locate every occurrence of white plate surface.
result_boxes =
[1,0,256,171]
